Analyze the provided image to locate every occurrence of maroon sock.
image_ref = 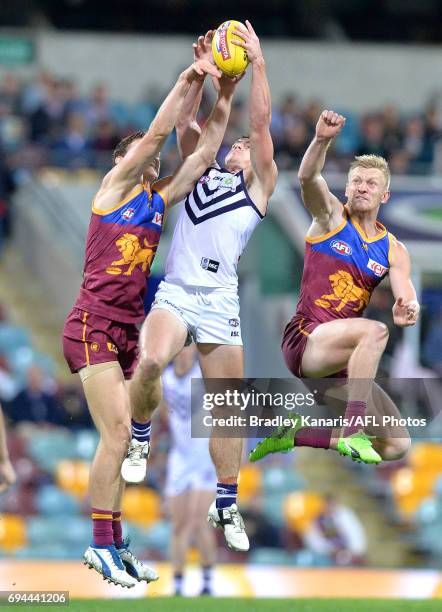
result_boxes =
[112,511,124,548]
[91,507,114,547]
[344,400,367,436]
[295,427,332,449]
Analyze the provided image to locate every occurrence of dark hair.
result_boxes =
[112,130,146,164]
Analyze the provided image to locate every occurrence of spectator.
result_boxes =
[51,111,92,168]
[304,494,367,566]
[7,364,64,425]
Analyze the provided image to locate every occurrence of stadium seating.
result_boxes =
[283,492,325,533]
[55,460,90,499]
[0,514,27,551]
[122,487,161,527]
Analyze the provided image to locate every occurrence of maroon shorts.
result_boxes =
[281,314,347,380]
[62,307,139,380]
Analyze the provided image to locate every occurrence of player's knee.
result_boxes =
[365,320,389,346]
[138,352,165,380]
[101,419,131,452]
[379,436,411,461]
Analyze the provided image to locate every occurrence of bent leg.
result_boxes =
[130,309,188,422]
[302,317,389,383]
[368,383,411,461]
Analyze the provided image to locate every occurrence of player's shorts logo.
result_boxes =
[314,270,370,313]
[229,318,240,327]
[200,257,219,273]
[90,342,100,352]
[107,342,118,354]
[231,330,240,337]
[330,239,352,256]
[106,233,159,276]
[122,208,135,221]
[367,258,387,277]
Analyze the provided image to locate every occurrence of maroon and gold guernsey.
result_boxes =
[296,210,393,325]
[75,183,167,324]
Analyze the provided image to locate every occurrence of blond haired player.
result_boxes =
[251,110,418,464]
[122,21,277,552]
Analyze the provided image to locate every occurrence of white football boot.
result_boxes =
[121,439,150,484]
[117,537,159,583]
[83,544,138,588]
[207,502,249,552]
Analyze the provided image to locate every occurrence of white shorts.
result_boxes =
[165,448,217,497]
[151,280,242,345]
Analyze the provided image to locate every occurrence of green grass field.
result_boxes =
[5,599,442,611]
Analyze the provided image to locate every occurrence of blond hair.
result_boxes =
[349,155,390,190]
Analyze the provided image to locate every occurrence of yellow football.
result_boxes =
[212,20,249,77]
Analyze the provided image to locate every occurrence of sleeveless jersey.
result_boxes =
[75,184,166,324]
[162,361,208,457]
[165,166,263,290]
[296,211,393,323]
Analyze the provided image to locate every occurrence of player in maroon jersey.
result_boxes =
[62,56,224,587]
[250,110,419,465]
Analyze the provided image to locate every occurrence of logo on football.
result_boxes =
[330,240,352,256]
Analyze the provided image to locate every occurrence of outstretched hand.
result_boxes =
[193,30,215,63]
[188,59,222,81]
[231,19,262,64]
[392,297,420,327]
[316,110,346,141]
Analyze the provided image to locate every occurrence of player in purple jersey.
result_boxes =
[250,109,420,465]
[62,56,222,588]
[0,404,16,494]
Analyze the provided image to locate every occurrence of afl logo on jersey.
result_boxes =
[122,208,135,221]
[330,239,352,256]
[367,258,388,277]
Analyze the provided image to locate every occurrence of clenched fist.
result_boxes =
[316,110,346,142]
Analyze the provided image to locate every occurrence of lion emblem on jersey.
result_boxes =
[106,233,158,276]
[314,270,370,313]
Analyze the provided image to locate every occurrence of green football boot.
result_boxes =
[249,411,303,462]
[337,430,382,465]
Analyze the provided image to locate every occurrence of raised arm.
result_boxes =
[233,21,277,200]
[299,110,346,227]
[98,59,221,200]
[0,405,16,493]
[161,76,237,206]
[176,31,221,160]
[389,238,420,327]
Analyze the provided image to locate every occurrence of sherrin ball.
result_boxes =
[212,20,249,77]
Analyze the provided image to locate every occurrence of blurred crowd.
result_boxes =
[1,69,442,176]
[1,69,442,254]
